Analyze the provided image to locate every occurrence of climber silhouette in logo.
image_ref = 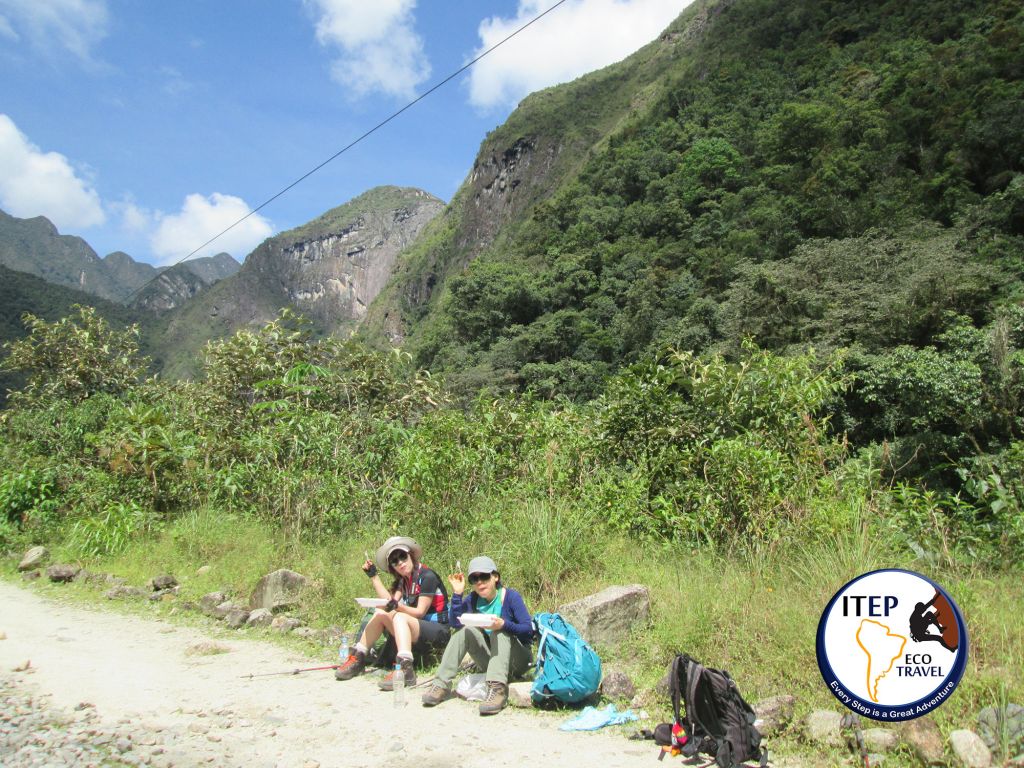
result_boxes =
[908,591,959,652]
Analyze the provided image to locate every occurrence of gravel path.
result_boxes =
[1,580,657,768]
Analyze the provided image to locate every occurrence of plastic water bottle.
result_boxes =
[339,634,349,663]
[393,662,405,707]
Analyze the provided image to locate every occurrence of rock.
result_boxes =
[600,670,636,700]
[148,574,178,591]
[0,631,6,640]
[213,600,239,619]
[225,609,251,628]
[556,584,650,647]
[196,565,212,576]
[105,585,147,600]
[898,716,945,766]
[18,546,48,571]
[977,704,1024,758]
[270,616,302,633]
[72,568,94,583]
[656,671,670,697]
[149,587,180,601]
[804,710,844,746]
[199,591,228,616]
[249,569,308,613]
[754,695,796,737]
[21,569,41,581]
[951,729,993,768]
[46,564,80,582]
[246,608,273,628]
[508,682,534,708]
[863,728,900,753]
[293,627,317,639]
[866,754,885,768]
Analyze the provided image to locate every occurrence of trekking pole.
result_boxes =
[240,664,339,679]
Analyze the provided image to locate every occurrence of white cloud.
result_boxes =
[468,0,688,110]
[0,113,106,229]
[150,193,272,265]
[0,0,109,63]
[305,0,430,99]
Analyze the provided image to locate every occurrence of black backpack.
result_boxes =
[663,653,767,768]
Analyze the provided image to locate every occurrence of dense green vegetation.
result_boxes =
[381,0,1024,502]
[0,265,147,407]
[1,310,1021,758]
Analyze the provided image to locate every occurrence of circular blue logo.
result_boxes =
[816,569,968,721]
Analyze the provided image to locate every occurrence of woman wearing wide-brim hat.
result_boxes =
[335,535,450,691]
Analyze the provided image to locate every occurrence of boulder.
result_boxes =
[18,546,48,571]
[213,601,240,620]
[21,570,41,582]
[105,585,147,600]
[600,670,637,700]
[508,682,534,708]
[556,584,650,647]
[898,716,945,766]
[271,616,302,633]
[196,565,212,576]
[754,695,796,737]
[246,608,273,628]
[46,564,80,583]
[977,704,1024,758]
[199,591,228,617]
[249,569,308,613]
[148,574,178,592]
[225,609,251,629]
[804,710,844,747]
[863,728,900,753]
[951,730,993,768]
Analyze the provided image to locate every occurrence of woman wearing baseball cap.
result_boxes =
[335,535,449,691]
[420,555,533,715]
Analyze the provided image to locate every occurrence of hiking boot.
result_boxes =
[379,657,416,691]
[334,649,366,681]
[421,681,453,707]
[479,681,508,716]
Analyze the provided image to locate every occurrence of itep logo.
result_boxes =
[816,569,967,721]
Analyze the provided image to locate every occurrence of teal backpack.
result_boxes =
[530,613,602,704]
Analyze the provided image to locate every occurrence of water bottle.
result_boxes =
[339,634,349,663]
[393,662,405,707]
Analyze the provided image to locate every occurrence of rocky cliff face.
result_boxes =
[254,190,442,326]
[130,254,240,314]
[152,186,444,379]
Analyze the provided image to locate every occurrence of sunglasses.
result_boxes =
[468,572,494,585]
[388,550,410,567]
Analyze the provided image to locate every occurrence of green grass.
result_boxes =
[6,506,1021,767]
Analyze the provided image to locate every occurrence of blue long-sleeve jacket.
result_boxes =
[449,586,533,644]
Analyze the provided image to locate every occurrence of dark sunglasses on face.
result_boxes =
[468,572,493,585]
[388,550,410,567]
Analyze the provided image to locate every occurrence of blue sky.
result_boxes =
[0,0,689,266]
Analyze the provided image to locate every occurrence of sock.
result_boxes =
[397,651,413,662]
[355,643,368,655]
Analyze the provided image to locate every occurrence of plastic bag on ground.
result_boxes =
[559,704,639,731]
[456,673,488,701]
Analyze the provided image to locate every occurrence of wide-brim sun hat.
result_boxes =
[375,535,423,571]
[467,555,498,576]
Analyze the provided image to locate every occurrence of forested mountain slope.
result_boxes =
[363,0,1022,401]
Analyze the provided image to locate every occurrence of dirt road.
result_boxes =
[1,580,657,768]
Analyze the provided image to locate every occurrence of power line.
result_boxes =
[128,0,570,305]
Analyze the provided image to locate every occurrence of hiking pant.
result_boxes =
[435,627,532,685]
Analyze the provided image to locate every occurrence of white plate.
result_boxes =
[355,597,389,608]
[458,613,495,628]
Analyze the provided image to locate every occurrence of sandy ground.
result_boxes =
[0,580,661,768]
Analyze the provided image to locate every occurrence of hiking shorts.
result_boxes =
[414,617,451,651]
